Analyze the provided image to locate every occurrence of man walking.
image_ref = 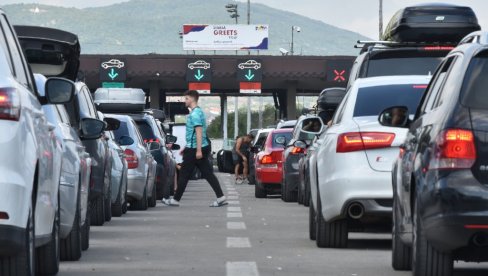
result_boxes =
[163,90,227,207]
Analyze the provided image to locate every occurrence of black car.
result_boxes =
[380,31,488,276]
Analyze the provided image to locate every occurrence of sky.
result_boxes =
[1,0,487,38]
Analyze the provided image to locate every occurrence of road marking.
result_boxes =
[228,200,240,205]
[226,237,251,248]
[228,191,238,195]
[226,262,259,276]
[227,212,243,218]
[228,195,239,200]
[227,207,242,212]
[227,222,247,230]
[227,188,236,191]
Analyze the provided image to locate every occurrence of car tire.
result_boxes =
[0,208,35,276]
[81,201,90,251]
[111,182,124,217]
[309,198,316,241]
[36,205,60,275]
[303,180,311,207]
[148,183,157,208]
[104,184,112,222]
[316,192,348,248]
[412,198,453,276]
[297,183,304,205]
[122,184,128,214]
[60,190,82,261]
[255,183,267,198]
[392,195,412,271]
[91,195,105,226]
[131,187,148,211]
[281,177,298,202]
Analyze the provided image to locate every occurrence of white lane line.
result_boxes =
[226,262,259,276]
[227,222,247,230]
[227,195,239,200]
[227,188,237,191]
[228,191,238,195]
[226,237,251,248]
[228,200,240,205]
[227,212,243,218]
[227,207,242,212]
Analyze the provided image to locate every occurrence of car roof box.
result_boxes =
[382,3,480,44]
[94,88,146,113]
[317,87,346,111]
[14,25,80,81]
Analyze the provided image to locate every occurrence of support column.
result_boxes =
[286,84,297,120]
[246,97,251,134]
[149,80,161,109]
[221,96,228,147]
[258,96,263,129]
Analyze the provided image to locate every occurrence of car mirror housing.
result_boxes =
[118,135,135,146]
[148,141,161,151]
[166,135,177,144]
[378,106,410,128]
[80,118,105,140]
[294,140,307,149]
[45,77,75,104]
[171,143,181,150]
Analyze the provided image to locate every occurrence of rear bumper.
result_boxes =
[256,166,282,184]
[0,225,25,256]
[127,175,146,201]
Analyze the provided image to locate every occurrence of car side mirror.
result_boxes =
[118,135,134,146]
[300,118,324,135]
[45,77,75,104]
[148,141,161,151]
[172,143,181,150]
[378,106,409,128]
[104,117,120,131]
[80,118,105,140]
[166,135,177,144]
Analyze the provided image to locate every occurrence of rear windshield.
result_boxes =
[254,132,269,148]
[354,84,426,117]
[272,132,292,148]
[367,57,443,77]
[113,121,130,141]
[135,121,156,140]
[461,56,488,109]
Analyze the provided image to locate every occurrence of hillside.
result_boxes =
[1,0,369,55]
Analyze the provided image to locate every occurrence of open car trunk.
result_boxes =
[14,25,80,81]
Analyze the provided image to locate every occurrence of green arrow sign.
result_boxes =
[108,68,119,80]
[194,69,204,81]
[245,69,255,81]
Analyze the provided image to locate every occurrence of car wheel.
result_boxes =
[60,188,82,261]
[303,177,311,207]
[81,201,90,251]
[104,185,112,222]
[255,182,267,198]
[111,180,124,217]
[309,198,316,241]
[297,182,304,205]
[0,207,35,276]
[131,186,148,211]
[148,183,157,208]
[392,195,412,271]
[412,197,453,276]
[36,204,60,275]
[316,192,348,248]
[281,177,298,203]
[91,195,105,226]
[122,182,128,214]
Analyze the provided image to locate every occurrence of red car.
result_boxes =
[254,129,293,198]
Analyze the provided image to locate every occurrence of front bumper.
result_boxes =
[0,225,26,256]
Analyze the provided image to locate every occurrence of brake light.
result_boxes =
[144,138,160,143]
[0,212,9,220]
[124,149,139,169]
[423,46,455,51]
[290,146,305,155]
[260,154,275,164]
[429,129,476,170]
[0,88,20,121]
[337,132,395,153]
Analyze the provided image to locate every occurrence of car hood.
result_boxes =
[14,25,80,81]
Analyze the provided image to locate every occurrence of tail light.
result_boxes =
[429,129,476,170]
[0,212,9,220]
[260,154,275,164]
[290,146,306,155]
[337,132,395,153]
[124,149,139,169]
[0,88,21,121]
[144,138,160,143]
[259,151,282,166]
[423,46,455,51]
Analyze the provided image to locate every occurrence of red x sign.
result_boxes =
[333,69,346,82]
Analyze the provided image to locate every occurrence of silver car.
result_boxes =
[107,114,156,211]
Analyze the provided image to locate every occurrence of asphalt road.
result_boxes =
[59,173,488,276]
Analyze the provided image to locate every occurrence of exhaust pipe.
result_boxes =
[347,202,364,219]
[473,233,488,247]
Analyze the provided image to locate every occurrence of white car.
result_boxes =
[0,10,76,275]
[310,75,431,248]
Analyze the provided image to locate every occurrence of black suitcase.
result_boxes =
[382,3,480,43]
[317,87,346,112]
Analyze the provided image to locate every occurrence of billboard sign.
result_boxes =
[183,24,268,51]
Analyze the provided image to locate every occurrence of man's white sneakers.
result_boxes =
[162,198,180,206]
[210,196,228,207]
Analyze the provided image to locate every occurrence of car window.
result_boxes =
[272,132,292,148]
[432,57,458,109]
[77,90,91,117]
[113,120,130,140]
[460,53,488,109]
[55,105,71,125]
[0,20,14,74]
[0,15,32,90]
[131,119,144,145]
[64,99,79,127]
[366,57,443,77]
[332,91,350,125]
[354,84,426,117]
[83,87,97,118]
[419,57,455,114]
[135,120,156,140]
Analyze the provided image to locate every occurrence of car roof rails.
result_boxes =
[354,40,458,54]
[459,31,488,45]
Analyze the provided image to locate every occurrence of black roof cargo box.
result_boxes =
[382,3,480,43]
[317,87,346,112]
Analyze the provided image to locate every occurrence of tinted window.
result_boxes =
[135,121,156,140]
[64,100,79,126]
[354,84,426,117]
[272,132,292,148]
[254,132,269,148]
[0,21,14,74]
[367,57,443,77]
[461,56,488,109]
[113,121,130,140]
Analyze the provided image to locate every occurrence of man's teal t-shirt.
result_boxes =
[186,106,209,149]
